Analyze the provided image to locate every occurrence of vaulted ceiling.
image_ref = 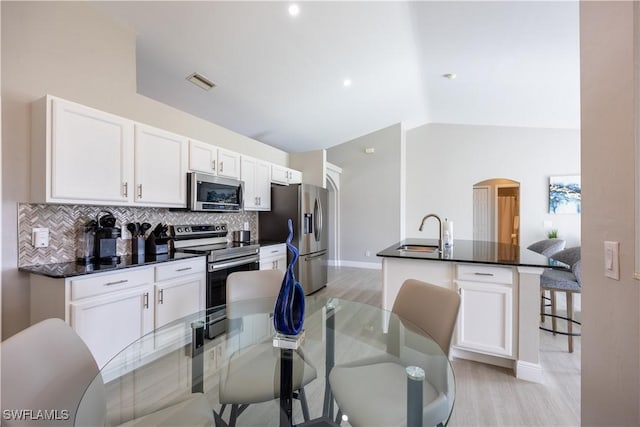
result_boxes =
[93,1,580,153]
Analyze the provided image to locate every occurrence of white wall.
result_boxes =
[1,2,287,338]
[405,123,581,248]
[327,123,403,267]
[580,3,639,425]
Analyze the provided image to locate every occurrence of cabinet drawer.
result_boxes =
[260,244,286,258]
[456,264,513,285]
[155,258,205,282]
[70,268,153,301]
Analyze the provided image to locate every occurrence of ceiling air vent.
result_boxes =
[186,72,216,91]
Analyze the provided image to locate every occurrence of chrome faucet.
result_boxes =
[418,214,443,252]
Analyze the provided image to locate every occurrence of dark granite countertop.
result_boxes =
[19,252,205,279]
[377,238,568,269]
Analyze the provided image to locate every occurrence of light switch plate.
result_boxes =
[604,241,620,280]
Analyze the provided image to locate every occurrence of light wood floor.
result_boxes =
[316,266,581,427]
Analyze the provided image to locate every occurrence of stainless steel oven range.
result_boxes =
[171,224,259,338]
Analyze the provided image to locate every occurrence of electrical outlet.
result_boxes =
[365,250,371,257]
[32,227,49,248]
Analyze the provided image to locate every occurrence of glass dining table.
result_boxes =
[76,296,455,427]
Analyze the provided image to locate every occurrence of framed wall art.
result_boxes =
[549,175,581,214]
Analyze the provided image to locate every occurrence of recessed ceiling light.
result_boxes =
[288,4,300,17]
[186,72,216,91]
[442,73,457,80]
[343,79,352,87]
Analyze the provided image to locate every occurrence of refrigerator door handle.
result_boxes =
[304,250,327,260]
[314,197,323,242]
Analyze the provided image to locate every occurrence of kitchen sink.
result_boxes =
[397,244,439,253]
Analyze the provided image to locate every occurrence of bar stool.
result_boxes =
[539,247,582,353]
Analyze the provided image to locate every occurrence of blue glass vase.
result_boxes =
[273,219,305,336]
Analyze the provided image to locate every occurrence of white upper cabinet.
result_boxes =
[217,148,241,179]
[271,164,303,185]
[242,156,271,211]
[188,140,241,179]
[134,124,188,207]
[32,96,134,205]
[188,139,217,175]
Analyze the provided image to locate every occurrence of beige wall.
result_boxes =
[1,1,287,338]
[327,123,403,267]
[580,2,639,425]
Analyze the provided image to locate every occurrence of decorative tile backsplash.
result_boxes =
[18,203,258,266]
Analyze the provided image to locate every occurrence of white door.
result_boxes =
[134,124,187,207]
[218,149,241,179]
[70,285,154,368]
[50,98,133,204]
[455,280,513,357]
[241,157,258,210]
[473,186,491,242]
[188,139,217,174]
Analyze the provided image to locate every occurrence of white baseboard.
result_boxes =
[335,260,382,270]
[515,360,544,383]
[451,347,515,370]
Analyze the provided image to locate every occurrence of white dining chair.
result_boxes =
[328,279,460,427]
[1,318,214,427]
[218,269,317,427]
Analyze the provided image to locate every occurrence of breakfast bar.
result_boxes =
[378,238,567,383]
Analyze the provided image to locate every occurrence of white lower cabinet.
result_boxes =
[153,258,206,348]
[259,243,287,272]
[30,257,206,372]
[70,284,155,369]
[454,264,514,358]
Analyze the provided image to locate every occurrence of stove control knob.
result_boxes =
[176,227,183,233]
[215,225,221,231]
[185,227,191,233]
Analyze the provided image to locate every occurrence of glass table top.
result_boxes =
[76,296,455,427]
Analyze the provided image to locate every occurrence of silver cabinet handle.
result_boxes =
[105,279,128,286]
[137,184,143,198]
[212,160,216,171]
[220,161,224,173]
[474,272,494,276]
[123,182,128,197]
[158,289,164,304]
[143,292,149,309]
[176,267,192,272]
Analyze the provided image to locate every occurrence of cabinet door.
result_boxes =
[255,160,271,211]
[188,139,217,174]
[218,149,241,179]
[155,276,205,329]
[288,169,303,184]
[455,280,514,357]
[134,124,188,207]
[241,157,258,210]
[271,165,290,185]
[155,275,205,348]
[50,97,133,204]
[70,284,154,369]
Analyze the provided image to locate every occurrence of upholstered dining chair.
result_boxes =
[1,318,214,427]
[527,239,566,322]
[218,269,317,427]
[539,247,582,353]
[328,279,461,427]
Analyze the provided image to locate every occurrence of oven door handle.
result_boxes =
[209,256,259,272]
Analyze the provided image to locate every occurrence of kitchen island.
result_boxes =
[378,238,567,383]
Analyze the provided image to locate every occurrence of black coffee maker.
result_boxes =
[77,210,121,265]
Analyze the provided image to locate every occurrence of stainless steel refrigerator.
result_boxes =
[258,184,328,294]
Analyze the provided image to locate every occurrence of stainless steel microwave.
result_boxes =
[187,172,244,212]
